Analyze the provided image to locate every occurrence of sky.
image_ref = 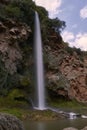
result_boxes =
[34,0,87,51]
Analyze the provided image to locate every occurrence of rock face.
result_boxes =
[0,18,31,74]
[0,113,25,130]
[45,31,87,102]
[59,52,87,102]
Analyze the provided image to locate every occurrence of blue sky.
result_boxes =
[34,0,87,51]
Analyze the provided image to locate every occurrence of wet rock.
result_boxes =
[0,113,25,130]
[62,112,81,119]
[63,127,78,130]
[63,126,87,130]
[81,126,87,130]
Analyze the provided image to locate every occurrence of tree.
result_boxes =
[0,0,35,27]
[46,17,66,33]
[36,5,48,20]
[40,16,66,42]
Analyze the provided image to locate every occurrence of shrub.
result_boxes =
[5,5,21,19]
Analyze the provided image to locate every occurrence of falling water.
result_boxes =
[33,12,87,119]
[34,11,46,110]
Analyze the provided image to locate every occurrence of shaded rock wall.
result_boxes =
[0,18,31,74]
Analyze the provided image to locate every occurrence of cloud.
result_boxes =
[62,31,75,43]
[80,5,87,19]
[34,0,62,17]
[75,33,87,51]
[62,31,87,51]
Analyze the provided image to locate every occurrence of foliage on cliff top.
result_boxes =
[0,0,66,36]
[0,0,35,28]
[64,42,87,60]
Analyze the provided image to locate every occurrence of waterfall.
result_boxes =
[34,11,46,110]
[33,11,87,119]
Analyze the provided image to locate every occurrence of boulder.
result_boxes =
[0,113,25,130]
[81,126,87,130]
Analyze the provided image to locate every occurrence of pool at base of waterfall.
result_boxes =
[24,118,87,130]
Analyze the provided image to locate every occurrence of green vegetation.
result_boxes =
[49,99,83,108]
[65,46,82,55]
[47,99,87,116]
[0,108,23,119]
[0,107,64,120]
[0,55,19,95]
[0,0,87,120]
[0,89,28,108]
[0,0,35,30]
[0,97,87,120]
[63,42,87,61]
[5,5,21,19]
[0,0,66,40]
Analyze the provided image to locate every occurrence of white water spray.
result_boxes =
[34,11,46,110]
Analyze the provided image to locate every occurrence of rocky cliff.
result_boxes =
[0,18,31,74]
[0,1,33,96]
[0,0,87,104]
[45,30,87,102]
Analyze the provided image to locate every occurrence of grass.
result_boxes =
[0,95,87,121]
[48,98,87,109]
[0,107,23,119]
[48,98,87,115]
[0,107,64,121]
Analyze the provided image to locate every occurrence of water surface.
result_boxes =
[24,118,87,130]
